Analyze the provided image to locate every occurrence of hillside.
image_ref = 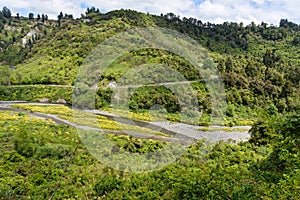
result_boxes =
[0,6,299,199]
[0,105,299,198]
[0,8,299,126]
[0,12,55,66]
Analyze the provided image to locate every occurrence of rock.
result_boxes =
[56,99,67,104]
[40,98,49,103]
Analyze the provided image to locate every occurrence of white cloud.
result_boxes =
[193,0,288,25]
[1,0,85,19]
[0,0,300,25]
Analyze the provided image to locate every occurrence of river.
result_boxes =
[0,101,251,144]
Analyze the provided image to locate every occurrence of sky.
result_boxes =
[1,0,300,25]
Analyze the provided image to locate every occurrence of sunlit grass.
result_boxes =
[197,126,251,132]
[11,104,169,137]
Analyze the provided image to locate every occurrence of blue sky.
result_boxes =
[1,0,300,25]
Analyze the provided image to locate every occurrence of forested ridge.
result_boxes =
[1,7,299,122]
[0,6,299,199]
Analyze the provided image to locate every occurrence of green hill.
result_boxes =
[0,7,300,125]
[0,6,299,199]
[0,105,299,198]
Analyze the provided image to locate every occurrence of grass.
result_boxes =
[11,104,169,137]
[197,126,251,132]
[0,109,168,198]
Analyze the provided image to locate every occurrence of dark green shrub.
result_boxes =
[94,175,124,196]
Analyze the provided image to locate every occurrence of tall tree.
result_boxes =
[57,11,63,26]
[0,66,11,86]
[2,6,11,18]
[41,14,45,22]
[58,11,63,20]
[29,13,34,19]
[0,10,4,25]
[263,49,276,67]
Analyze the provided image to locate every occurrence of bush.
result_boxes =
[94,175,124,196]
[249,120,276,146]
[226,103,235,117]
[35,144,73,159]
[266,104,278,115]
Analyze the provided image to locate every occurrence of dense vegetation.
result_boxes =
[0,7,299,125]
[0,109,299,199]
[0,5,299,199]
[0,7,53,66]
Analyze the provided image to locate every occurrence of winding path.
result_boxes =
[8,85,74,88]
[0,102,192,144]
[0,101,251,144]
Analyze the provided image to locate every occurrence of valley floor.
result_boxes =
[0,101,250,144]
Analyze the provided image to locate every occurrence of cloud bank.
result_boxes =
[1,0,300,25]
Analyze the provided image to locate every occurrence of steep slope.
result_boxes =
[0,8,299,125]
[9,10,156,85]
[0,15,56,66]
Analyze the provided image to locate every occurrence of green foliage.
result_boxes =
[0,7,299,198]
[249,120,277,146]
[129,86,180,113]
[248,111,300,187]
[2,7,11,18]
[1,108,300,198]
[96,88,113,107]
[0,85,72,103]
[94,175,124,196]
[96,140,299,199]
[268,113,300,173]
[0,66,10,85]
[0,8,298,123]
[0,9,54,66]
[226,103,235,117]
[266,103,278,115]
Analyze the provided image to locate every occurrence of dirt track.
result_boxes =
[0,101,250,144]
